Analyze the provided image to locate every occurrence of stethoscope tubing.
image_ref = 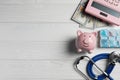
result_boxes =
[73,57,90,80]
[87,53,115,80]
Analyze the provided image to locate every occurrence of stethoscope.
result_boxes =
[74,51,120,80]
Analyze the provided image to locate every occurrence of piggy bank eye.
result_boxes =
[89,36,91,37]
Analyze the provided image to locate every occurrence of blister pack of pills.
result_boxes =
[99,29,120,48]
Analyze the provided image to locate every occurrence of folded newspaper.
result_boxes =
[71,0,110,29]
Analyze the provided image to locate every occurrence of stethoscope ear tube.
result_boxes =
[73,57,90,80]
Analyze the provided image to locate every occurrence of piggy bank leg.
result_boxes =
[78,48,82,52]
[89,50,93,53]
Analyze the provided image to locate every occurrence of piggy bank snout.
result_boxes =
[83,39,89,44]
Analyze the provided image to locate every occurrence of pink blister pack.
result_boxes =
[85,0,120,26]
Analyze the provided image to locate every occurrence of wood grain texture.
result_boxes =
[0,60,81,80]
[0,4,76,22]
[0,0,36,4]
[0,0,119,80]
[0,23,79,41]
[0,0,80,4]
[36,0,80,4]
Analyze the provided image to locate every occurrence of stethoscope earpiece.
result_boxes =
[109,51,120,65]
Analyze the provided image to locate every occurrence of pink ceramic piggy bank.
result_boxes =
[76,30,97,53]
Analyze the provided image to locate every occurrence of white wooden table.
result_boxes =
[0,0,120,80]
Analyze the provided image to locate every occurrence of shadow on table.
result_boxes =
[67,38,86,55]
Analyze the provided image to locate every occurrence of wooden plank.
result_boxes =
[0,60,82,80]
[0,0,80,4]
[0,23,79,41]
[0,0,36,4]
[0,41,81,60]
[36,0,80,4]
[0,4,77,22]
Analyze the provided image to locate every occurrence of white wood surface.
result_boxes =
[0,0,120,80]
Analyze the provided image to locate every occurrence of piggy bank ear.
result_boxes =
[77,30,82,36]
[92,32,97,37]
